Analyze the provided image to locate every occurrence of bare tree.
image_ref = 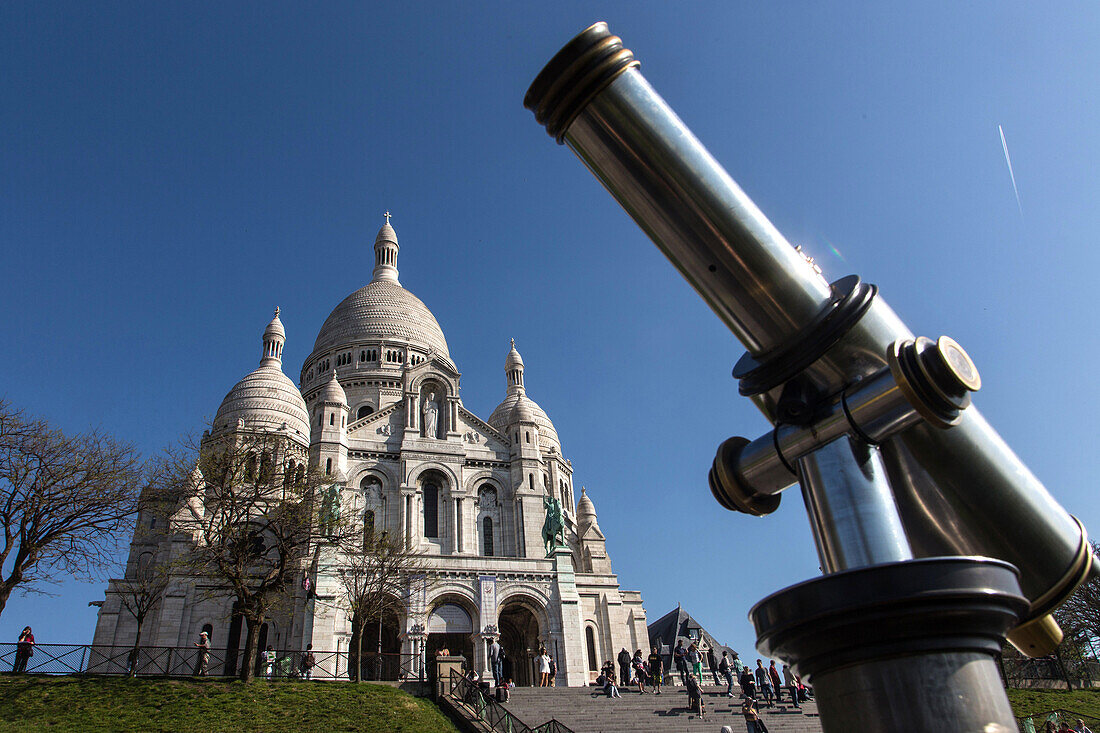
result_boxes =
[0,399,144,619]
[335,528,430,682]
[157,429,334,682]
[1058,543,1100,644]
[116,549,171,677]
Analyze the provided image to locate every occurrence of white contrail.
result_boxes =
[998,124,1023,216]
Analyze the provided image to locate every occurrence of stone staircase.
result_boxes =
[500,684,822,733]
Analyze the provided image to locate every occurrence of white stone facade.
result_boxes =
[91,217,649,685]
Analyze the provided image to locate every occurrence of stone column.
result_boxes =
[551,547,586,687]
[455,498,464,555]
[478,576,499,682]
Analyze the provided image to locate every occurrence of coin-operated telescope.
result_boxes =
[525,23,1095,732]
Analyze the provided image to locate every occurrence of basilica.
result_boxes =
[90,217,650,686]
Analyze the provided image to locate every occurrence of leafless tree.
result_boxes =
[156,428,336,682]
[116,547,172,677]
[0,399,145,619]
[1058,543,1100,644]
[335,527,430,682]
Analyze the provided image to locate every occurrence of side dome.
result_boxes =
[487,393,561,451]
[312,279,450,359]
[213,309,310,443]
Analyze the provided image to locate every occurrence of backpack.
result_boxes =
[719,657,730,673]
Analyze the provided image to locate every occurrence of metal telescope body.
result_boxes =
[525,23,1094,733]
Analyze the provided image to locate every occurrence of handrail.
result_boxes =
[447,669,574,733]
[1,642,424,682]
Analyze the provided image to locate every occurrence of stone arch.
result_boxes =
[425,590,480,665]
[406,461,458,493]
[350,462,398,491]
[409,369,459,395]
[497,591,550,687]
[584,622,600,676]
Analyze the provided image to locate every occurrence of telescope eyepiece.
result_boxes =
[524,22,639,143]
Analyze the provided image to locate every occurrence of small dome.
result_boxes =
[576,487,598,526]
[376,222,398,246]
[213,313,310,443]
[264,307,285,340]
[214,365,310,441]
[506,339,524,370]
[487,392,560,451]
[318,370,347,405]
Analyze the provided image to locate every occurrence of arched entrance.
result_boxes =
[349,609,400,681]
[426,601,475,664]
[499,599,543,687]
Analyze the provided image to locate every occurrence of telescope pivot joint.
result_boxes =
[711,335,981,516]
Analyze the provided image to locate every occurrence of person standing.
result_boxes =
[687,643,703,686]
[741,696,762,733]
[632,649,648,694]
[13,627,34,673]
[647,645,663,695]
[755,659,773,706]
[673,640,687,686]
[193,631,210,676]
[264,645,276,679]
[489,638,503,686]
[618,647,632,687]
[782,663,798,708]
[719,651,735,697]
[707,647,721,686]
[768,660,782,704]
[299,644,315,680]
[548,654,557,687]
[537,649,551,687]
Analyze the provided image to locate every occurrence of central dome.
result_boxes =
[312,279,450,358]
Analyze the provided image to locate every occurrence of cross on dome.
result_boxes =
[384,211,391,224]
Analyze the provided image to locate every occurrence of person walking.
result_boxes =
[537,649,551,687]
[299,644,315,680]
[617,647,632,687]
[707,647,721,686]
[647,645,663,695]
[673,640,688,686]
[193,631,210,676]
[768,660,782,704]
[755,659,773,706]
[13,627,34,673]
[740,666,756,699]
[782,663,799,708]
[719,651,735,697]
[685,673,705,718]
[489,638,503,686]
[687,643,703,686]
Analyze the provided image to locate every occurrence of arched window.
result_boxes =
[483,516,494,556]
[202,623,214,643]
[525,431,530,443]
[245,453,257,481]
[295,465,305,485]
[423,483,439,538]
[326,458,332,475]
[585,626,598,672]
[259,451,273,483]
[329,413,334,426]
[357,405,374,420]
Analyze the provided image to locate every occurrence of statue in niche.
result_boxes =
[542,495,565,556]
[423,392,439,439]
[318,484,342,537]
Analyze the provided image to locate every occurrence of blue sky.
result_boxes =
[2,2,1098,662]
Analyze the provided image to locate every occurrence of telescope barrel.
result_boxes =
[524,22,1093,631]
[525,23,832,356]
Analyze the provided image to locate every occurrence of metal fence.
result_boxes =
[1016,708,1100,733]
[0,642,422,681]
[1002,653,1100,689]
[448,670,573,733]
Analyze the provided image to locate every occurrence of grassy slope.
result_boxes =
[1008,688,1100,723]
[0,676,460,733]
